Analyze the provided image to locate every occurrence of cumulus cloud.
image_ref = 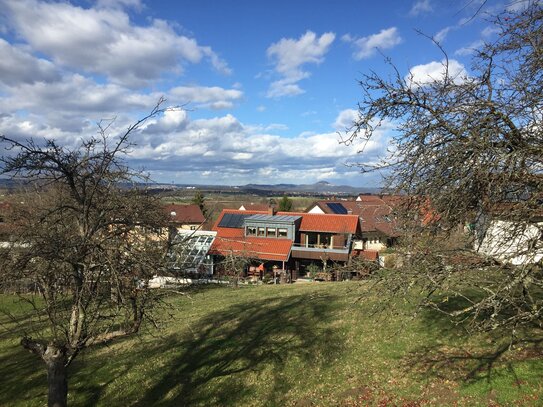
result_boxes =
[1,0,231,87]
[0,1,388,186]
[342,27,402,60]
[333,109,359,131]
[0,38,61,85]
[409,0,432,16]
[405,59,468,87]
[168,86,243,109]
[0,106,391,186]
[0,74,157,117]
[266,31,335,98]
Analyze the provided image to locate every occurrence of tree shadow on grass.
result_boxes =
[401,296,543,387]
[137,292,341,406]
[401,337,543,384]
[0,345,47,406]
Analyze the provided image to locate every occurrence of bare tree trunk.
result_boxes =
[21,338,68,407]
[44,346,68,407]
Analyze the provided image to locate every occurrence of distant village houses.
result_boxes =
[306,194,400,252]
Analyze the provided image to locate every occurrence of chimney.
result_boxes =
[268,204,276,216]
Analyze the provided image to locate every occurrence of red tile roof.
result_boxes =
[282,212,359,234]
[309,197,400,237]
[213,227,244,238]
[209,236,292,261]
[164,204,205,224]
[212,209,359,234]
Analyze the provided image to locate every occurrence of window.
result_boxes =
[246,226,257,236]
[307,233,318,247]
[190,225,198,230]
[267,227,276,237]
[257,227,266,237]
[278,228,288,238]
[320,234,331,248]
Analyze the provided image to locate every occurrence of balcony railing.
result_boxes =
[291,242,349,252]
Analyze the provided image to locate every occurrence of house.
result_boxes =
[209,207,360,280]
[474,207,543,265]
[164,204,206,232]
[306,195,400,252]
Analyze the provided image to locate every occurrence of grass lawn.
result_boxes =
[0,282,542,406]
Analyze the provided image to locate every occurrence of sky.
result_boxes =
[0,0,528,187]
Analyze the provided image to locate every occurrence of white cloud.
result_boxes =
[1,106,392,186]
[481,26,500,38]
[434,27,452,43]
[343,27,402,60]
[454,40,484,56]
[1,0,231,87]
[409,0,432,16]
[267,31,335,75]
[334,109,359,131]
[168,86,243,109]
[0,73,157,117]
[266,79,305,98]
[266,31,335,98]
[405,59,469,87]
[95,0,142,10]
[0,38,60,85]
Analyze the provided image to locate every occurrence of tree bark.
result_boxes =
[21,338,68,407]
[43,345,68,407]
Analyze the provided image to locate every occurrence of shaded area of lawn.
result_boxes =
[1,283,542,406]
[0,295,50,406]
[397,292,543,405]
[134,292,339,406]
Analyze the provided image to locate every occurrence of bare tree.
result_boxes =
[218,250,254,287]
[345,3,542,336]
[0,101,173,407]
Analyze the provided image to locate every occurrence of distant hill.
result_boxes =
[0,178,380,196]
[242,181,379,195]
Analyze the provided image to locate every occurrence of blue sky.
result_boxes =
[0,0,526,186]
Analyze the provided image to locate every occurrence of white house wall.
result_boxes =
[308,206,326,214]
[477,219,543,265]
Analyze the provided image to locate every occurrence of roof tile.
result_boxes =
[209,236,292,261]
[164,204,205,224]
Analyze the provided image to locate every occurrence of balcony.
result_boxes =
[290,241,350,262]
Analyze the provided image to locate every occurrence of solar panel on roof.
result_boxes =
[218,213,250,228]
[326,202,348,214]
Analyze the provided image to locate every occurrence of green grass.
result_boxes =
[1,283,542,406]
